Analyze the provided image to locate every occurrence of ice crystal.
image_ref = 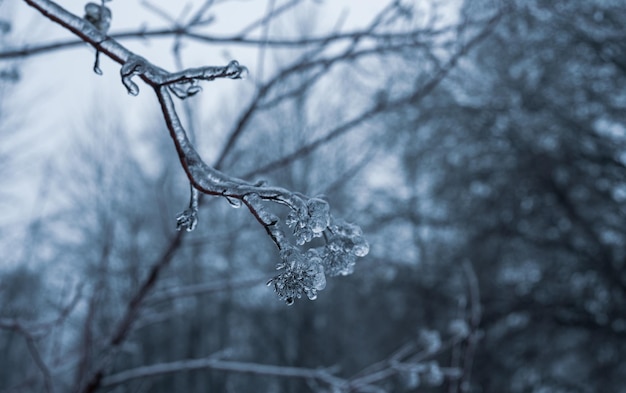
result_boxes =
[225,60,248,79]
[268,247,326,305]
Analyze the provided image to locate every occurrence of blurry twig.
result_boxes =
[101,357,344,389]
[243,9,504,178]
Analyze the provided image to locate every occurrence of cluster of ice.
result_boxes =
[270,202,369,304]
[286,198,330,245]
[84,2,111,33]
[267,248,327,305]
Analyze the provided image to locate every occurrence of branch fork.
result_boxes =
[23,0,369,306]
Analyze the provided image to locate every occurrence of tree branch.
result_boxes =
[101,357,344,389]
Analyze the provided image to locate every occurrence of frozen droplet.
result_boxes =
[175,208,198,232]
[93,51,103,75]
[225,196,242,208]
[352,237,370,257]
[285,297,294,306]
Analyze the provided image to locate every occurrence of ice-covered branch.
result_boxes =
[22,0,369,307]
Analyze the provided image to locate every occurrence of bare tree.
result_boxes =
[0,0,504,392]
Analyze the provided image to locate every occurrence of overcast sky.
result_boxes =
[1,0,400,235]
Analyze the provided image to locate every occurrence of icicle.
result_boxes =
[93,50,103,75]
[175,208,198,232]
[225,60,248,79]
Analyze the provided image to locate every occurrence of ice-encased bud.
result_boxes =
[307,198,330,234]
[323,241,357,276]
[286,198,331,244]
[84,2,112,33]
[293,225,313,245]
[268,247,327,304]
[422,362,444,386]
[321,218,369,276]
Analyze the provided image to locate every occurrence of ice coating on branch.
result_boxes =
[286,198,330,245]
[225,60,248,79]
[268,247,326,305]
[322,218,369,276]
[243,193,287,250]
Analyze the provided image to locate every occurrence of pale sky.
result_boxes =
[0,0,397,235]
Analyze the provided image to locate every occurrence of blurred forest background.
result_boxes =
[1,0,625,392]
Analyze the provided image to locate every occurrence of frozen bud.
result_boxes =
[268,247,327,304]
[448,319,470,339]
[422,362,444,387]
[331,219,362,238]
[225,60,248,79]
[286,207,307,228]
[84,2,112,33]
[418,329,442,354]
[403,370,421,389]
[323,239,357,276]
[278,247,300,269]
[321,217,369,276]
[293,225,313,245]
[307,198,330,234]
